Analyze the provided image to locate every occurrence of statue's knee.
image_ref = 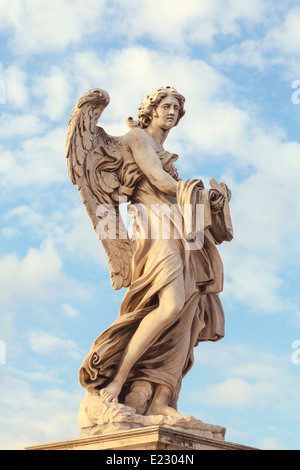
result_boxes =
[160,300,184,324]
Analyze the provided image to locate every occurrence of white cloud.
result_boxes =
[0,367,82,449]
[0,64,29,108]
[212,40,268,70]
[111,0,268,49]
[264,7,300,57]
[189,343,300,416]
[222,254,286,313]
[1,227,20,239]
[0,0,270,59]
[258,436,288,451]
[3,203,108,267]
[0,0,106,55]
[201,368,297,410]
[49,204,108,266]
[27,329,84,360]
[3,205,45,234]
[200,377,263,407]
[220,131,300,313]
[0,113,46,138]
[61,303,81,318]
[60,46,231,137]
[212,6,300,75]
[0,242,89,311]
[0,127,67,190]
[33,66,71,121]
[0,312,22,358]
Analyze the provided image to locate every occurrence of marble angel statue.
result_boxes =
[66,86,233,427]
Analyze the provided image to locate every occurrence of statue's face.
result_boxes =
[152,95,180,131]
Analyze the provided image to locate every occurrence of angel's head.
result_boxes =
[127,86,186,129]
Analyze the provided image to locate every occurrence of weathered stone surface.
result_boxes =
[66,86,234,432]
[78,392,225,440]
[26,425,257,451]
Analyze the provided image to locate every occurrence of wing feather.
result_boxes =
[66,88,133,290]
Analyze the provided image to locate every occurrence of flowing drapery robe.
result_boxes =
[79,150,233,409]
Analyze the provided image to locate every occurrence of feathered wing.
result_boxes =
[66,88,133,290]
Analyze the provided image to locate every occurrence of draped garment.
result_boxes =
[79,150,232,409]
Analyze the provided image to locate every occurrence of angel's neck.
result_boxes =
[145,126,169,146]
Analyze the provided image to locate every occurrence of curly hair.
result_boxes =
[126,86,186,129]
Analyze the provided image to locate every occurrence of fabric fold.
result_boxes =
[79,154,232,409]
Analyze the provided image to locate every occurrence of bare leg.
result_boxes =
[124,380,153,414]
[146,301,197,417]
[146,384,181,417]
[99,275,185,403]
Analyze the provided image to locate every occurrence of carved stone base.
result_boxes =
[77,391,226,440]
[26,393,258,451]
[26,425,257,451]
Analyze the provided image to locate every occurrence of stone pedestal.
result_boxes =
[26,425,257,451]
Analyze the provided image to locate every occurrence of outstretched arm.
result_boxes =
[126,128,178,196]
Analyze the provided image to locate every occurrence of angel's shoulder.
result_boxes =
[123,127,150,147]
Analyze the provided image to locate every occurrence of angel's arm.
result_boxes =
[126,128,178,196]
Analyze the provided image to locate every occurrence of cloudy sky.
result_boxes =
[0,0,300,450]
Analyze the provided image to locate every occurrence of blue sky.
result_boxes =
[0,0,300,450]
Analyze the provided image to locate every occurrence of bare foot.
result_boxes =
[99,389,118,403]
[145,384,182,417]
[99,380,122,403]
[146,403,182,417]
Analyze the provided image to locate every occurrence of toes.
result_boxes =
[99,389,118,403]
